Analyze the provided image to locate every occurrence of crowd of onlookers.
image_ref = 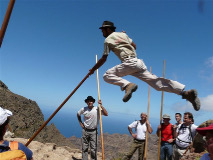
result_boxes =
[157,112,197,160]
[1,104,213,160]
[122,112,213,160]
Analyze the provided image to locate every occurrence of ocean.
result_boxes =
[41,107,158,138]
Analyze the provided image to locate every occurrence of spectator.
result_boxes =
[77,96,108,160]
[122,112,153,160]
[0,107,33,160]
[173,113,182,139]
[196,123,213,160]
[172,112,197,160]
[157,114,174,160]
[175,113,182,126]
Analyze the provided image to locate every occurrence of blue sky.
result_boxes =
[1,0,213,127]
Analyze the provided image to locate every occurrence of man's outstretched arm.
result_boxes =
[89,55,108,75]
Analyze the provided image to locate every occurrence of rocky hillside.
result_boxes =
[69,133,159,160]
[0,80,76,148]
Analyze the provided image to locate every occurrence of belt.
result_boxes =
[134,139,145,142]
[175,144,187,150]
[84,128,97,132]
[124,55,136,59]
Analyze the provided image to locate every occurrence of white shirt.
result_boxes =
[129,121,149,140]
[200,153,210,160]
[77,106,102,129]
[103,32,137,62]
[176,123,197,148]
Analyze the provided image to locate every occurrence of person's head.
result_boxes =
[175,113,182,123]
[0,107,13,139]
[197,124,213,155]
[84,96,95,108]
[183,112,193,125]
[99,21,116,38]
[205,132,213,155]
[162,114,171,125]
[140,112,147,122]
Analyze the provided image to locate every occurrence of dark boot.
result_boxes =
[123,83,138,102]
[182,89,201,111]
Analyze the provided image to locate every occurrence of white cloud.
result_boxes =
[200,94,213,111]
[172,101,194,112]
[199,57,213,82]
[205,57,213,68]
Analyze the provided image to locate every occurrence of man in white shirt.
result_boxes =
[77,96,108,160]
[122,112,152,160]
[175,113,182,126]
[173,112,197,160]
[89,20,200,111]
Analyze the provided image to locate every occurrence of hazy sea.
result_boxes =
[41,107,158,138]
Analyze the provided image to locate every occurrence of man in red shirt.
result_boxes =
[157,114,175,160]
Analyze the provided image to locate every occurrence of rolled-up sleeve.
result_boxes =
[128,121,137,129]
[103,42,110,56]
[77,108,84,116]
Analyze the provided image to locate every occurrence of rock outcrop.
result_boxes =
[0,80,75,148]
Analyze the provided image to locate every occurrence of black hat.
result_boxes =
[84,96,95,103]
[99,21,116,29]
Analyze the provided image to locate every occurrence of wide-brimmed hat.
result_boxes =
[0,107,13,125]
[162,114,170,119]
[84,96,95,103]
[196,123,213,136]
[99,21,116,29]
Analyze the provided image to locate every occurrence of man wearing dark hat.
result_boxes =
[196,123,213,160]
[89,20,200,111]
[77,96,108,160]
[157,114,174,160]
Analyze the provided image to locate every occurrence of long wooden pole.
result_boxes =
[0,0,16,48]
[25,72,91,146]
[144,67,152,160]
[157,60,165,160]
[96,55,105,160]
[183,144,191,155]
[8,124,13,132]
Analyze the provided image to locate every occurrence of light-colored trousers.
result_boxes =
[103,58,185,94]
[172,144,190,160]
[82,129,98,160]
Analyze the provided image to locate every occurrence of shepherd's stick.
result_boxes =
[96,55,105,160]
[0,0,16,48]
[144,67,152,160]
[25,71,92,146]
[157,60,165,160]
